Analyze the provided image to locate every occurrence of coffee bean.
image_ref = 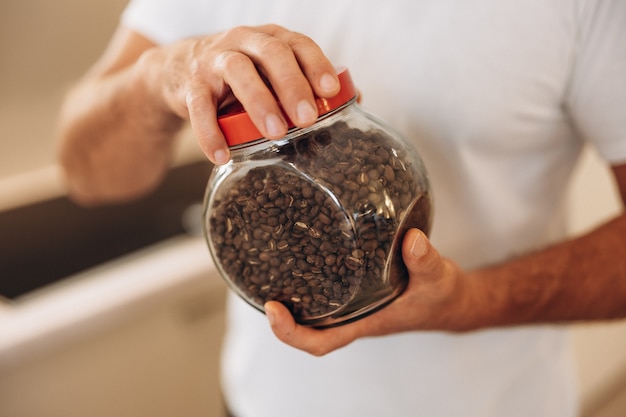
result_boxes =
[207,119,431,326]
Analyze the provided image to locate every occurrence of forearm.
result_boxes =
[470,213,626,328]
[58,55,184,206]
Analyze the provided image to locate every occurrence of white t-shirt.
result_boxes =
[122,1,626,416]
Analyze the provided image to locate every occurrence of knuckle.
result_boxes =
[308,343,331,357]
[223,25,253,40]
[262,23,285,33]
[258,35,291,56]
[310,349,328,357]
[184,89,204,108]
[188,56,203,78]
[214,50,249,72]
[286,32,314,50]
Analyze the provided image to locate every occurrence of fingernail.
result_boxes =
[319,72,339,94]
[296,100,317,125]
[265,113,286,138]
[213,148,230,165]
[410,231,427,258]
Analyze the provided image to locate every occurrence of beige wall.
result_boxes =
[0,0,129,178]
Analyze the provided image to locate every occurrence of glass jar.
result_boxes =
[203,68,433,328]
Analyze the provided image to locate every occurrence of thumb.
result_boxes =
[401,228,444,278]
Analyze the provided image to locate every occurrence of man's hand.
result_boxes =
[59,24,339,204]
[140,24,340,164]
[264,229,478,356]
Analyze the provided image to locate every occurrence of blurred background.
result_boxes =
[0,1,227,417]
[0,1,625,417]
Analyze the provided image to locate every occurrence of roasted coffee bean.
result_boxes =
[208,120,431,324]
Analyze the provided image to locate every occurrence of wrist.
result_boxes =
[133,46,186,126]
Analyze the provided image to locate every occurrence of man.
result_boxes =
[58,0,626,416]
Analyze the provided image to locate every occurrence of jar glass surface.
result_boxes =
[204,84,432,328]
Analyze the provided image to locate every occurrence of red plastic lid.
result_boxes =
[217,67,357,146]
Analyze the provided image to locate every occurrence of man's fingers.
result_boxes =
[182,25,339,161]
[235,25,338,128]
[216,49,290,139]
[264,301,361,356]
[186,89,231,164]
[259,24,340,97]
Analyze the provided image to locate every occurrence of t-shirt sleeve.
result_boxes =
[120,0,213,45]
[566,0,626,164]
